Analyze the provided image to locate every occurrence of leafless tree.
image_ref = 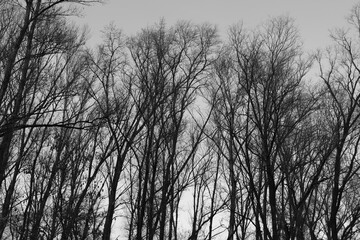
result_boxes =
[208,17,319,240]
[121,21,218,240]
[315,4,360,239]
[0,1,103,238]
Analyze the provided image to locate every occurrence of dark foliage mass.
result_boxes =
[2,1,360,239]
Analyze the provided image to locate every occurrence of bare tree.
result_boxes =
[316,5,360,239]
[0,1,103,238]
[208,17,317,240]
[121,21,218,240]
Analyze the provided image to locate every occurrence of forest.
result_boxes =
[2,0,360,240]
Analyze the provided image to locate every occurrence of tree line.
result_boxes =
[2,0,360,239]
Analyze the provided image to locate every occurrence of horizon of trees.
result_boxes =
[2,1,360,240]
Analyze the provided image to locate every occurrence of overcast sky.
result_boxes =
[76,0,360,51]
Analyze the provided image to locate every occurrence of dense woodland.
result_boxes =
[2,1,360,240]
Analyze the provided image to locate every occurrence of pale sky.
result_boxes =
[75,0,360,51]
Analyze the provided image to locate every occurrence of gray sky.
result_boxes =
[76,0,360,51]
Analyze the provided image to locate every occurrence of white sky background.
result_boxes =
[75,0,360,52]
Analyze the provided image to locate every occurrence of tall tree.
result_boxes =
[0,1,101,238]
[317,4,360,239]
[209,17,316,240]
[123,21,218,240]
